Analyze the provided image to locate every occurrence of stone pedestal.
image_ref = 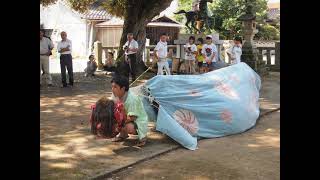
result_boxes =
[94,41,103,70]
[238,3,268,76]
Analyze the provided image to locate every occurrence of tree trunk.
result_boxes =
[116,1,148,77]
[116,0,173,77]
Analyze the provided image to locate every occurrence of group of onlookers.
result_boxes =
[40,30,74,88]
[41,30,243,88]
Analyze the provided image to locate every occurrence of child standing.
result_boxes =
[111,75,149,147]
[227,36,242,65]
[196,38,205,73]
[154,33,171,75]
[184,36,197,74]
[201,35,218,73]
[84,55,97,77]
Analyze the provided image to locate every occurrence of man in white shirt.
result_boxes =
[57,31,73,88]
[40,30,54,87]
[154,33,171,75]
[123,33,138,82]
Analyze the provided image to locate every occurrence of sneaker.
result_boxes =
[61,85,68,88]
[48,84,53,87]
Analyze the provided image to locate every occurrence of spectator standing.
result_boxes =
[57,31,73,88]
[40,30,53,87]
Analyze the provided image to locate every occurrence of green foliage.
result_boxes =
[40,0,58,7]
[40,0,96,13]
[173,0,192,24]
[102,0,126,17]
[255,24,280,40]
[174,0,270,39]
[67,0,96,13]
[210,0,268,39]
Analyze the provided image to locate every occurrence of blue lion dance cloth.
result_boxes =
[131,63,261,150]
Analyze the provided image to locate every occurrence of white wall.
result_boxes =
[40,1,88,58]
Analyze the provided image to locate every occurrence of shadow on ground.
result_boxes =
[40,71,279,180]
[40,72,177,180]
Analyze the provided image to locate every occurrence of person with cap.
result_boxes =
[40,30,54,87]
[201,35,218,73]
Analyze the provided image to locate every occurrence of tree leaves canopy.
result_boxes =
[173,0,270,39]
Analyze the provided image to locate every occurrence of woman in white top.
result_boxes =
[227,36,242,65]
[184,36,198,74]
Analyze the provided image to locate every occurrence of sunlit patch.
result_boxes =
[265,128,275,132]
[41,109,54,113]
[220,109,232,123]
[49,162,74,169]
[256,135,280,148]
[248,144,261,148]
[63,101,81,106]
[173,109,199,135]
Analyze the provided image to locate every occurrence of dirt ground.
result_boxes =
[109,110,280,180]
[40,71,279,180]
[40,72,180,180]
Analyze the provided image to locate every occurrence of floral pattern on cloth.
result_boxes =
[173,109,199,135]
[229,74,240,84]
[250,75,257,88]
[142,62,261,150]
[215,81,239,100]
[220,109,233,123]
[114,100,126,132]
[248,91,259,112]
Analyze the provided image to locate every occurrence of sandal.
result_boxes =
[135,138,147,147]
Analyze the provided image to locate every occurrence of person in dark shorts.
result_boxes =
[196,38,205,73]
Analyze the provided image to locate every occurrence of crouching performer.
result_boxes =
[90,75,148,147]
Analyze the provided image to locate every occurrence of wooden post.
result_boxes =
[146,48,150,65]
[266,49,271,65]
[275,41,280,67]
[94,41,103,70]
[176,44,180,59]
[258,48,263,61]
